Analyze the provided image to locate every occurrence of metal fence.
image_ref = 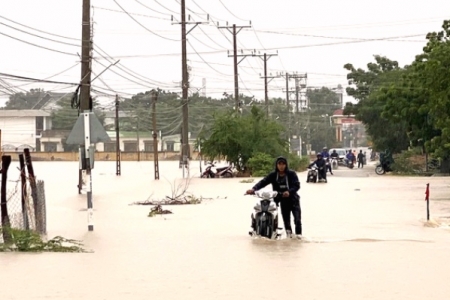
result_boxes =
[0,176,47,244]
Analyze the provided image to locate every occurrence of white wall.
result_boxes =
[0,117,36,148]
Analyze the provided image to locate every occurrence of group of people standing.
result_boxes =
[345,149,366,168]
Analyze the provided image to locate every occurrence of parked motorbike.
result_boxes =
[248,191,282,240]
[201,161,233,178]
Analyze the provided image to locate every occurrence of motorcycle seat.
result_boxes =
[215,166,228,172]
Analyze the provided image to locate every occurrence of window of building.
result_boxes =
[166,141,174,151]
[144,141,154,152]
[124,141,137,152]
[43,142,57,152]
[104,142,116,152]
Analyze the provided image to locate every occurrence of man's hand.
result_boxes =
[246,189,255,195]
[282,191,290,197]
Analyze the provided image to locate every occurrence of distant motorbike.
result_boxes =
[346,160,354,169]
[247,191,282,240]
[330,157,339,170]
[375,162,392,175]
[306,164,318,183]
[307,164,327,183]
[201,161,233,178]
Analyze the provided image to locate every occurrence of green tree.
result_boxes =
[413,20,450,161]
[4,89,45,109]
[51,96,105,130]
[200,106,287,171]
[343,55,410,152]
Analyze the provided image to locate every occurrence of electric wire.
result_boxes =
[113,0,179,42]
[0,31,78,56]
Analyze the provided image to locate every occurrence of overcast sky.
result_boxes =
[1,0,449,109]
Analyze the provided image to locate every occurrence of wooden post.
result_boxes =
[24,149,38,225]
[425,183,430,221]
[18,154,29,230]
[1,155,12,243]
[151,90,159,180]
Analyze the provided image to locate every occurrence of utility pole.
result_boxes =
[136,115,140,162]
[115,95,121,176]
[173,1,208,178]
[218,22,252,113]
[80,0,94,231]
[254,52,278,117]
[281,72,308,156]
[151,90,160,180]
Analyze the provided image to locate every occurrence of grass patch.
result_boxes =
[0,227,87,253]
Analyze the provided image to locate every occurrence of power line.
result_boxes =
[93,6,171,20]
[113,0,179,41]
[0,31,78,56]
[134,0,171,16]
[0,73,78,85]
[217,0,249,22]
[153,0,179,14]
[0,15,79,41]
[0,22,79,47]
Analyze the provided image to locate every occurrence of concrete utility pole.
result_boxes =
[81,0,93,231]
[173,0,208,178]
[218,23,252,113]
[254,52,278,117]
[115,94,121,176]
[281,72,308,155]
[151,90,160,180]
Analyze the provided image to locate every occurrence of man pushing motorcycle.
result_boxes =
[246,156,302,239]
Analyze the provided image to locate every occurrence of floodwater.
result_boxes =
[1,160,449,300]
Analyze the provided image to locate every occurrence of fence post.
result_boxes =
[36,180,47,235]
[1,155,12,243]
[24,149,38,230]
[18,154,29,230]
[425,183,430,221]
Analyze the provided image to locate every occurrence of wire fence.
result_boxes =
[0,175,47,244]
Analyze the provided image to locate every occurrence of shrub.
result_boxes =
[288,154,310,172]
[391,150,422,175]
[247,153,311,177]
[247,152,274,177]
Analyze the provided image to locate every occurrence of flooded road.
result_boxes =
[1,160,449,299]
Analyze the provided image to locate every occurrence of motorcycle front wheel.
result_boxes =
[375,165,385,175]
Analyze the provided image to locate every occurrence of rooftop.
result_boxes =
[0,109,51,117]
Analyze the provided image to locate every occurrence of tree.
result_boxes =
[343,55,410,152]
[200,106,287,171]
[51,96,105,130]
[4,89,45,109]
[307,87,341,115]
[413,20,450,161]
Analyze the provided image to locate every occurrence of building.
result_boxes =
[331,109,367,148]
[0,110,51,151]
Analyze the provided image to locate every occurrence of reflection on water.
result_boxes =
[0,161,449,300]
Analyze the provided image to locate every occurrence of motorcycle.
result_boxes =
[346,160,354,169]
[375,152,394,175]
[306,164,318,183]
[307,164,327,183]
[201,161,233,178]
[330,157,339,170]
[248,191,282,240]
[375,162,392,175]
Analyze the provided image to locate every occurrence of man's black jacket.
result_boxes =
[251,156,300,201]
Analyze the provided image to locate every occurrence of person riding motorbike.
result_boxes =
[321,147,330,159]
[321,147,333,175]
[346,151,355,166]
[309,153,327,182]
[246,156,302,239]
[330,150,339,159]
